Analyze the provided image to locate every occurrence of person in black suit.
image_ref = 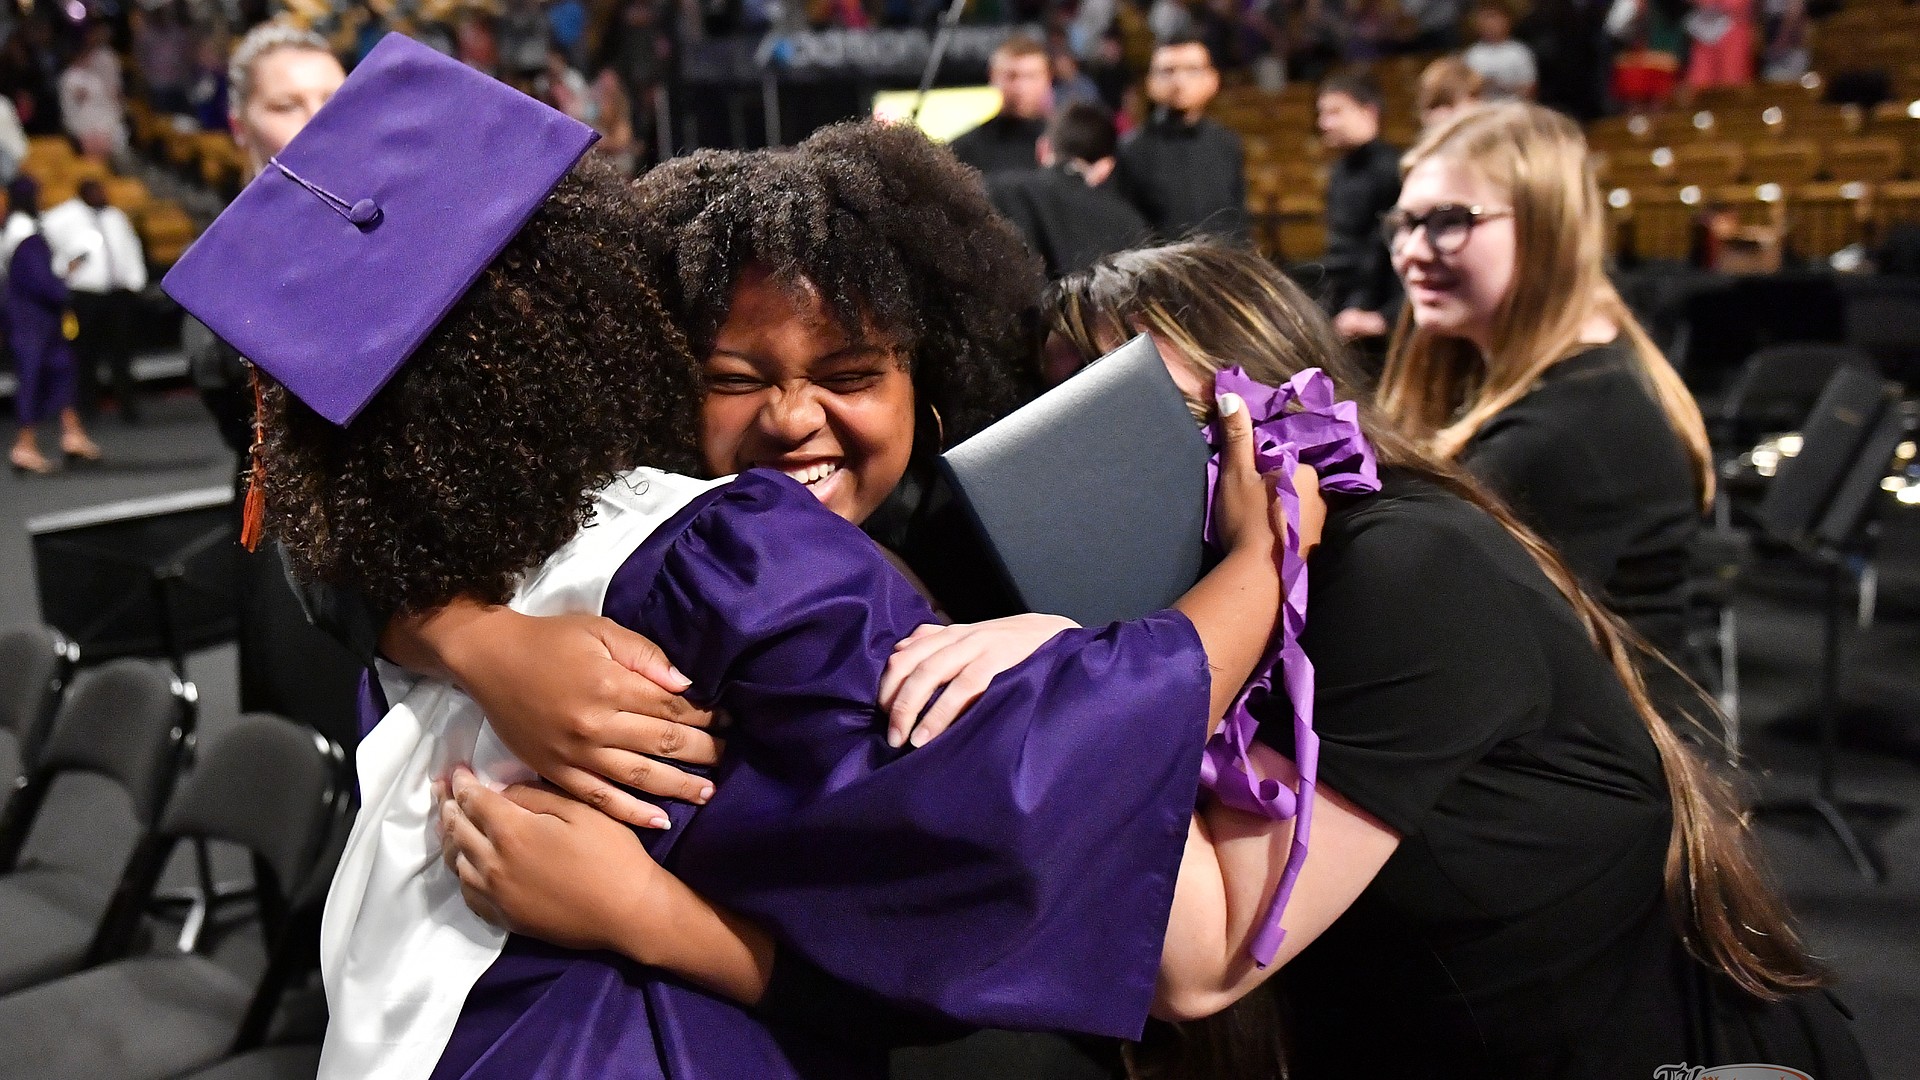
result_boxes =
[1114,35,1249,245]
[988,102,1150,284]
[949,35,1052,177]
[1316,72,1402,352]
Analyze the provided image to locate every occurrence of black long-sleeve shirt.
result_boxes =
[988,166,1152,279]
[1115,113,1250,245]
[1321,138,1403,315]
[949,114,1046,177]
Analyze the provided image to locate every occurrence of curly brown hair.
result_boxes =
[260,158,703,617]
[631,120,1045,444]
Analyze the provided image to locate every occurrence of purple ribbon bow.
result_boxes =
[1201,366,1380,967]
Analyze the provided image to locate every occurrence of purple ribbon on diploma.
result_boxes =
[1201,366,1380,967]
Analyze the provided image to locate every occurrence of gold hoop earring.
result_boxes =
[929,404,945,449]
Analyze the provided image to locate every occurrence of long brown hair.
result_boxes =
[1050,244,1820,1076]
[1376,102,1715,511]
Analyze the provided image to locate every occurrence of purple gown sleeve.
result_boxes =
[606,470,1212,1042]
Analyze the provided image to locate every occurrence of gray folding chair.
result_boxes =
[0,624,76,817]
[0,659,190,995]
[179,1045,322,1080]
[0,713,346,1080]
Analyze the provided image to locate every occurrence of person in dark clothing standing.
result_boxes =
[1114,35,1249,245]
[949,34,1052,176]
[1316,72,1401,350]
[988,102,1149,283]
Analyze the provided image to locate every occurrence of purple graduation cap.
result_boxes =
[161,33,598,426]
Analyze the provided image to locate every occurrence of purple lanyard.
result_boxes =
[1200,366,1381,966]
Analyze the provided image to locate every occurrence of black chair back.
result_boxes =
[1759,365,1906,550]
[0,659,189,873]
[0,625,75,810]
[1716,343,1875,448]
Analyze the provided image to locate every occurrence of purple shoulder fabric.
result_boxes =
[434,469,1212,1080]
[1199,366,1380,967]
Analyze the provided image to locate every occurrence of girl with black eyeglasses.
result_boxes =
[1377,101,1715,728]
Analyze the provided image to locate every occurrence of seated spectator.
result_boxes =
[59,22,125,159]
[135,1,197,114]
[0,95,24,183]
[228,23,346,177]
[1049,35,1103,108]
[1316,72,1401,348]
[1116,34,1249,244]
[1340,0,1403,61]
[988,101,1150,284]
[589,68,637,176]
[1609,0,1686,113]
[188,35,229,131]
[1400,0,1465,51]
[1686,0,1756,91]
[1463,4,1536,98]
[1417,54,1482,130]
[538,45,591,121]
[0,27,61,136]
[950,34,1053,176]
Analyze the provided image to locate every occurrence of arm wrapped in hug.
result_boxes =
[610,470,1213,1040]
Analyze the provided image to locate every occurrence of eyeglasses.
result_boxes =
[1148,63,1214,80]
[1380,204,1512,255]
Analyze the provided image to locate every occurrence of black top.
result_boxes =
[1114,113,1250,245]
[987,166,1152,279]
[1460,338,1701,660]
[949,114,1046,177]
[1268,471,1688,1078]
[1320,138,1402,315]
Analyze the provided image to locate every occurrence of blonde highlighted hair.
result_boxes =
[1051,243,1820,1079]
[1377,101,1715,510]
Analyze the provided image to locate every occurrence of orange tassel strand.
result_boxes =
[240,370,267,552]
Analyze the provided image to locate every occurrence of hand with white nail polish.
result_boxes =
[878,614,1080,749]
[382,601,722,830]
[441,765,671,954]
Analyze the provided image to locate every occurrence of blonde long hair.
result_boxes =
[1377,102,1715,510]
[1050,245,1820,1078]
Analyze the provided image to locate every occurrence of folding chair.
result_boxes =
[0,714,348,1080]
[0,660,190,995]
[0,625,75,816]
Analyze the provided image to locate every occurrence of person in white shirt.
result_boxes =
[0,97,26,184]
[1463,5,1538,98]
[41,178,147,422]
[58,22,128,159]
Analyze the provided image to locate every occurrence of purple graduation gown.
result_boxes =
[408,471,1212,1080]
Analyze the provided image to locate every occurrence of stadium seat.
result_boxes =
[1672,141,1746,186]
[1624,186,1699,261]
[1743,138,1824,187]
[1713,343,1876,450]
[1274,193,1327,262]
[0,714,347,1080]
[1825,136,1905,183]
[0,626,73,818]
[0,660,190,995]
[179,1044,321,1080]
[1789,181,1872,260]
[139,201,199,269]
[102,175,153,219]
[1874,178,1920,233]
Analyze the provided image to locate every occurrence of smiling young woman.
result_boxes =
[1377,102,1716,723]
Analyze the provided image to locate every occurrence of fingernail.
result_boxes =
[1217,393,1243,417]
[649,815,672,830]
[696,784,714,803]
[666,666,691,689]
[909,727,932,748]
